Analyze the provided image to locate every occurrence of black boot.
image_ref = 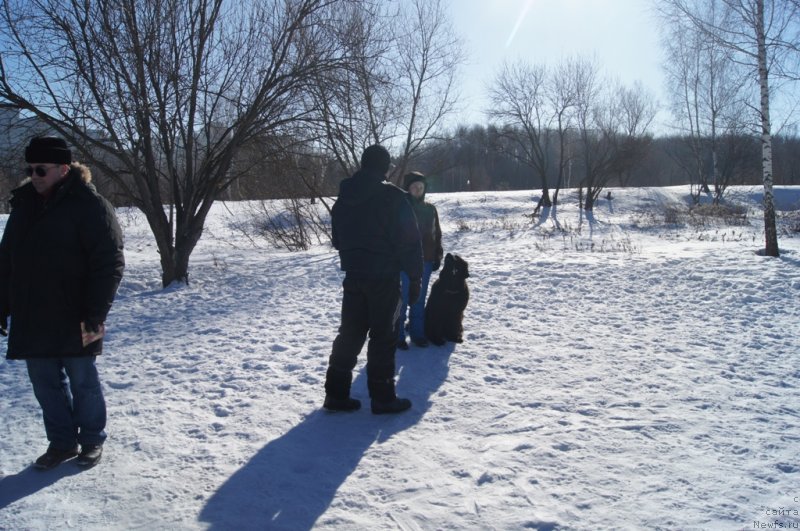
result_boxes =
[368,377,411,414]
[34,444,79,469]
[323,396,362,412]
[325,366,353,399]
[76,444,103,467]
[371,397,412,414]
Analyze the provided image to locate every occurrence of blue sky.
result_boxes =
[450,0,666,128]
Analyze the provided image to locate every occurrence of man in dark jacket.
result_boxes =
[0,137,125,469]
[324,144,423,414]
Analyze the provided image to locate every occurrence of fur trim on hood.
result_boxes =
[68,162,93,184]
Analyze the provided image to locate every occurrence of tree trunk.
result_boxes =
[584,190,595,211]
[168,240,194,287]
[148,205,208,287]
[756,0,779,257]
[541,187,552,207]
[138,205,180,288]
[533,187,553,217]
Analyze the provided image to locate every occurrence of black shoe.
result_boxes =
[371,397,412,414]
[76,444,103,467]
[411,337,429,348]
[396,340,409,351]
[323,396,361,412]
[34,444,79,469]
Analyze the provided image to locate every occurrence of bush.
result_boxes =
[689,203,748,225]
[229,198,331,251]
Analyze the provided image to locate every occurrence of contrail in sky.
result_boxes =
[505,0,535,48]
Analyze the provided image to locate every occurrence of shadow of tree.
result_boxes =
[0,462,83,509]
[199,343,454,530]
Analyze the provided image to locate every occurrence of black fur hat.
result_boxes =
[360,144,391,174]
[25,137,72,165]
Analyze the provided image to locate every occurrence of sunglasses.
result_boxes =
[25,165,59,177]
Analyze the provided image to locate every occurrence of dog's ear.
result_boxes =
[453,255,469,278]
[443,253,470,280]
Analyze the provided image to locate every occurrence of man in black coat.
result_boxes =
[324,144,423,414]
[0,137,125,468]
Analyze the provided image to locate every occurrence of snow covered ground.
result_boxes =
[1,185,799,530]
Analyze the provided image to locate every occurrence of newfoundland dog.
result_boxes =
[424,253,470,346]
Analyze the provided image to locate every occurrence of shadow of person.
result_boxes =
[0,462,83,509]
[199,343,455,530]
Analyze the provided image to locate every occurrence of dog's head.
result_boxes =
[440,253,469,285]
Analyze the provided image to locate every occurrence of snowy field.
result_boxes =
[1,185,799,530]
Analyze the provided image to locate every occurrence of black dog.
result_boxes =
[424,253,470,346]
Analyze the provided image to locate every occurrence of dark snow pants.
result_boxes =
[325,275,401,402]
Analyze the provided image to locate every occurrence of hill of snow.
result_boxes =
[1,186,799,530]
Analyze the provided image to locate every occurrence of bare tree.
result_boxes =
[487,56,653,213]
[308,2,398,178]
[0,0,346,286]
[547,58,580,207]
[391,0,464,179]
[572,57,615,212]
[607,82,658,188]
[308,0,464,184]
[660,0,751,203]
[487,60,555,213]
[572,57,656,212]
[656,0,800,257]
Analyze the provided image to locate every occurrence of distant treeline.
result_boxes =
[5,127,796,210]
[409,125,800,194]
[206,126,800,206]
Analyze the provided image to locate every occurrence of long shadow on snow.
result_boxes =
[199,343,455,530]
[0,463,83,509]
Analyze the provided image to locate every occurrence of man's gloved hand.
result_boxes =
[433,260,441,272]
[408,278,422,306]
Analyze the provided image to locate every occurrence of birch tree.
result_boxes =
[661,0,750,203]
[657,0,800,257]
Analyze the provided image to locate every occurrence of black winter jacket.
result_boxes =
[0,164,125,359]
[331,169,423,280]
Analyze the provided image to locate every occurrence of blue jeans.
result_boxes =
[397,261,434,343]
[26,357,107,449]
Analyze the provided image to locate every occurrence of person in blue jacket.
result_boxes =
[396,171,443,349]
